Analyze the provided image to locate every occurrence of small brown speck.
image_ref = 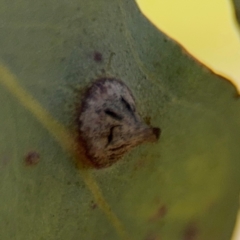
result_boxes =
[149,205,167,222]
[90,201,97,209]
[93,51,103,62]
[234,92,240,99]
[25,151,40,166]
[145,233,161,240]
[183,222,198,240]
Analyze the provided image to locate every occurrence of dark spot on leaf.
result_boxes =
[149,205,167,222]
[183,222,199,240]
[152,127,161,140]
[234,92,240,99]
[132,154,149,172]
[145,233,161,240]
[90,201,97,210]
[24,151,40,166]
[93,51,103,62]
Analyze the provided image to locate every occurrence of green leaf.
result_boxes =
[233,0,240,24]
[0,0,240,239]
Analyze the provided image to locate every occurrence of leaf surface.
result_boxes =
[0,0,240,239]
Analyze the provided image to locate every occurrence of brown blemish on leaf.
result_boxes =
[233,92,240,99]
[90,200,97,210]
[24,151,40,166]
[145,233,161,240]
[183,222,199,240]
[133,157,147,171]
[78,78,161,168]
[149,205,167,222]
[93,51,103,62]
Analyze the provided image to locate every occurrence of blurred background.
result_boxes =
[137,0,240,92]
[136,0,240,239]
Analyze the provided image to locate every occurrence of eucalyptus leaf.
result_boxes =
[0,0,240,239]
